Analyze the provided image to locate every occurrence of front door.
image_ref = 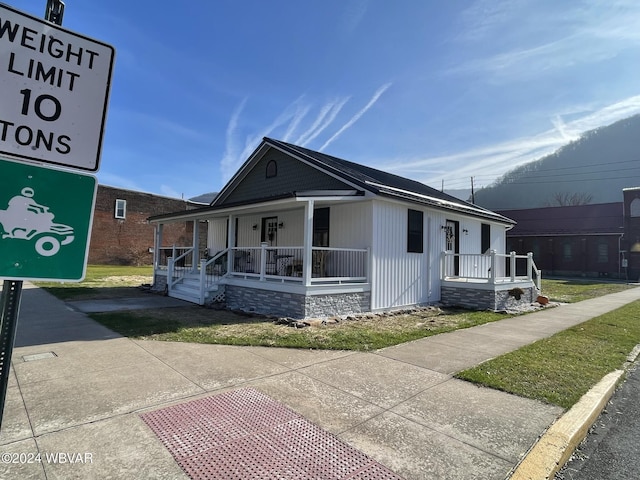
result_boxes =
[261,216,278,274]
[261,216,278,246]
[444,219,460,276]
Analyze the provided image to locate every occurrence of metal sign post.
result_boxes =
[0,0,67,432]
[0,281,23,431]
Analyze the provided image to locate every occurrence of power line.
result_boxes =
[436,158,640,189]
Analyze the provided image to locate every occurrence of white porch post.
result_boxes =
[227,215,236,274]
[154,224,163,270]
[527,252,533,281]
[489,250,497,284]
[510,251,516,282]
[260,242,268,281]
[192,220,200,272]
[303,200,315,286]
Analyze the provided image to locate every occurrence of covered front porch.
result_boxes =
[440,251,542,311]
[150,193,373,318]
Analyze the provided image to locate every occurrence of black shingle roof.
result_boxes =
[265,137,513,224]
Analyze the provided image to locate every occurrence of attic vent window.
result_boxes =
[266,160,277,178]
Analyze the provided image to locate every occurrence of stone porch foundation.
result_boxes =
[225,285,371,319]
[441,283,538,312]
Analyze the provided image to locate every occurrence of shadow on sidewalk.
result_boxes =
[14,287,121,348]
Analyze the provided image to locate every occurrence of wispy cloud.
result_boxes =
[296,98,350,146]
[282,100,311,142]
[219,84,390,181]
[450,0,640,82]
[221,97,248,180]
[319,83,392,151]
[381,95,640,189]
[340,0,369,34]
[220,95,351,181]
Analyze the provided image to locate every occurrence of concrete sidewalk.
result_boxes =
[1,284,640,479]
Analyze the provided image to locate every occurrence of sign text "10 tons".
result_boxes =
[0,5,114,171]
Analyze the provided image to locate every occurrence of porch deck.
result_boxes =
[155,244,370,305]
[440,251,542,311]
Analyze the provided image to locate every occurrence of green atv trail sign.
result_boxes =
[0,158,96,281]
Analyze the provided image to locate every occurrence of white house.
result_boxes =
[148,138,540,318]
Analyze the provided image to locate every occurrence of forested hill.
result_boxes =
[473,114,640,211]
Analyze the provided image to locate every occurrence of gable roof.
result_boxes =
[213,137,513,224]
[498,203,623,236]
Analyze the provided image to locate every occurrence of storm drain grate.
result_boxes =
[140,387,402,480]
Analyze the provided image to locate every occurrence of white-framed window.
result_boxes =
[115,199,126,219]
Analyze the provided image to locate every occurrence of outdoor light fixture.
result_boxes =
[252,224,258,230]
[278,222,284,229]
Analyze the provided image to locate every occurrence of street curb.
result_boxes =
[509,369,624,480]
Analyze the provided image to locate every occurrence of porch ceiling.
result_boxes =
[149,192,366,224]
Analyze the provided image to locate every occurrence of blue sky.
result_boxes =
[8,0,640,200]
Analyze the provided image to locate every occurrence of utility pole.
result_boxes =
[471,176,475,204]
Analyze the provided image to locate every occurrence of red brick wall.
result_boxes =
[88,186,195,265]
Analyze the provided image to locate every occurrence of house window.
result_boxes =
[266,160,277,178]
[115,199,126,219]
[407,209,423,253]
[481,223,491,253]
[598,242,609,263]
[563,242,572,261]
[313,207,330,247]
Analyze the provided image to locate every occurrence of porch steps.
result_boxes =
[169,276,219,305]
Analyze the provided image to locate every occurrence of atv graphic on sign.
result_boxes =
[0,187,75,257]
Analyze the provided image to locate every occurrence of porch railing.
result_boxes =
[198,249,229,303]
[441,251,541,290]
[167,246,195,289]
[228,245,369,285]
[158,246,194,270]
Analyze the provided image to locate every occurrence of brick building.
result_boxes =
[623,187,640,281]
[498,203,624,279]
[89,185,206,265]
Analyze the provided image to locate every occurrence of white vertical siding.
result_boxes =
[371,201,428,310]
[207,202,372,250]
[330,202,372,248]
[208,218,228,252]
[233,210,304,247]
[371,199,510,310]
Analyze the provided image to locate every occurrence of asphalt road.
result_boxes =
[556,362,640,480]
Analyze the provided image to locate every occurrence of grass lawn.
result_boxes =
[35,264,153,300]
[38,266,637,355]
[542,278,634,303]
[456,300,640,409]
[90,307,506,351]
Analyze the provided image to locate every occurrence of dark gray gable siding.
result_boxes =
[219,149,353,205]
